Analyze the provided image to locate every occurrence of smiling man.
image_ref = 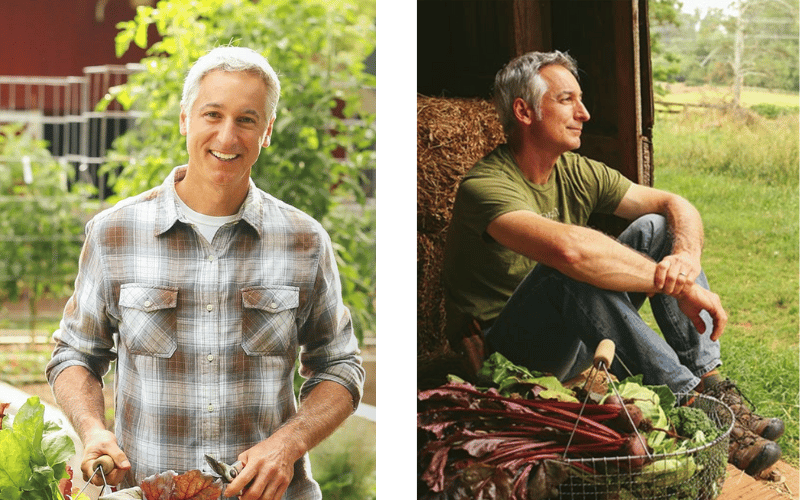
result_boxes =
[441,51,782,476]
[47,47,364,500]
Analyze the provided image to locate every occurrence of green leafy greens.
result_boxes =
[0,397,75,500]
[476,352,579,402]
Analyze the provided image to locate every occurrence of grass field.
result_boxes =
[658,82,799,109]
[643,104,799,466]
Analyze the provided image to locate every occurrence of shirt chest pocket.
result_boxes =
[241,286,300,356]
[118,284,179,358]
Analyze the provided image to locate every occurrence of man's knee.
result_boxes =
[630,213,668,234]
[620,214,671,257]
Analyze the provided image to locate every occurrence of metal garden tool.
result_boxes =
[93,456,243,500]
[74,455,114,499]
[563,339,651,461]
[203,455,243,483]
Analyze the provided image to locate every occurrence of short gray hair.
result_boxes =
[181,46,281,122]
[493,51,579,137]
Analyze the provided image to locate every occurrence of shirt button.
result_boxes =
[207,404,214,412]
[270,302,278,308]
[144,300,152,308]
[206,304,214,312]
[207,255,216,262]
[207,354,214,362]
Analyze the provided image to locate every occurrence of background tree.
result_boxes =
[651,0,798,99]
[649,0,685,92]
[731,0,799,97]
[101,0,376,340]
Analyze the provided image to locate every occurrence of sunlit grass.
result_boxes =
[659,83,799,108]
[639,107,799,466]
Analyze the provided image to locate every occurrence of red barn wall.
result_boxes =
[1,0,154,76]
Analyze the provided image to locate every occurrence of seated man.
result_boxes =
[441,50,783,476]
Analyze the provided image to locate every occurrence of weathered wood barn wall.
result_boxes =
[418,0,655,188]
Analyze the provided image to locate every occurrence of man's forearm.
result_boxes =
[560,224,664,294]
[489,210,666,294]
[272,380,354,460]
[52,365,108,442]
[664,195,704,261]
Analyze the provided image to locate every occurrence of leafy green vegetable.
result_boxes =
[634,457,697,488]
[477,352,579,402]
[668,405,722,449]
[605,375,672,451]
[0,397,75,500]
[600,377,725,499]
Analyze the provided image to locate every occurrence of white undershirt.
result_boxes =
[175,194,238,243]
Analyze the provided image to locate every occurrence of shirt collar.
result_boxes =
[154,166,264,238]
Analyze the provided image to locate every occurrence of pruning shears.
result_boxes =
[88,455,244,500]
[203,455,244,483]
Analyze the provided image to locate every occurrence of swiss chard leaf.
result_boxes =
[0,397,74,500]
[0,431,33,491]
[40,428,74,469]
[10,400,46,466]
[478,352,578,402]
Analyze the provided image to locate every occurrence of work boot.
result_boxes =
[705,378,785,441]
[727,422,782,476]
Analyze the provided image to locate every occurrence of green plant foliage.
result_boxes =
[0,124,94,331]
[324,203,375,341]
[749,102,800,119]
[0,396,75,500]
[652,0,799,92]
[100,0,376,339]
[309,417,376,500]
[649,0,684,92]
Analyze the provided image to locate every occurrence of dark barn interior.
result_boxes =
[416,0,655,375]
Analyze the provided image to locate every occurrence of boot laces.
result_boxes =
[711,379,758,412]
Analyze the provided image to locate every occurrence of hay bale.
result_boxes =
[417,96,506,234]
[417,96,506,358]
[417,231,447,356]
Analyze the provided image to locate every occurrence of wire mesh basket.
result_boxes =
[552,393,734,500]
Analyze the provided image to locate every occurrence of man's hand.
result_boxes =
[674,283,727,341]
[223,381,354,500]
[654,250,702,296]
[81,429,131,486]
[223,438,298,500]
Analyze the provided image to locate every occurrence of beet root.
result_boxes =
[612,403,644,433]
[618,434,650,469]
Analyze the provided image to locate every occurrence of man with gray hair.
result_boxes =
[47,46,364,500]
[441,50,782,476]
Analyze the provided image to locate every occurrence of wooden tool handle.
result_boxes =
[593,339,615,369]
[89,455,115,475]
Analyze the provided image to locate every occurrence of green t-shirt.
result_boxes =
[442,144,632,324]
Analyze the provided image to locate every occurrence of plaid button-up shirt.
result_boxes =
[47,167,365,499]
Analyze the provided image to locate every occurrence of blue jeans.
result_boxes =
[484,214,721,394]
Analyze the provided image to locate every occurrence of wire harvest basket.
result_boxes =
[553,393,734,500]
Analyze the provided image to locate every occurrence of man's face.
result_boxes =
[530,64,590,154]
[179,70,274,194]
